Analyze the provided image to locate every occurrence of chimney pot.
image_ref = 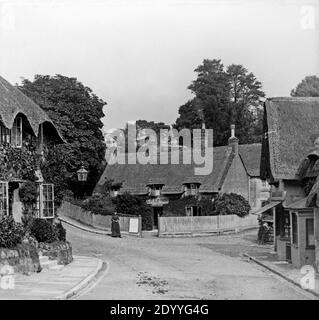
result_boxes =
[231,124,235,138]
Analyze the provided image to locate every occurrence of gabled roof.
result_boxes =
[95,146,231,195]
[0,76,64,141]
[261,97,319,181]
[95,142,262,196]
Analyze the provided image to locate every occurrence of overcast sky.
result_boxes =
[0,0,318,132]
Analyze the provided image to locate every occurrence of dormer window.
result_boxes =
[148,185,163,197]
[11,117,23,148]
[184,183,200,196]
[111,189,119,197]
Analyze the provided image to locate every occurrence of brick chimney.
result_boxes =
[228,124,239,154]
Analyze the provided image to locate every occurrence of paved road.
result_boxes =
[65,224,313,300]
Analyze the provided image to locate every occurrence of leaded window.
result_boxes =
[11,117,22,147]
[38,183,54,218]
[0,182,9,216]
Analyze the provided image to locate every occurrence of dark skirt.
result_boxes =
[111,220,121,237]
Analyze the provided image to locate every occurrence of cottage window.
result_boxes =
[0,125,11,144]
[38,183,54,218]
[292,212,298,245]
[11,117,23,147]
[306,218,315,248]
[190,184,198,196]
[185,205,202,216]
[149,185,162,197]
[0,182,8,216]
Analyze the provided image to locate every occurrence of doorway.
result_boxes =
[152,207,163,229]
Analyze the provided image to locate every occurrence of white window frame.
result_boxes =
[0,125,11,144]
[11,117,23,148]
[38,183,54,219]
[190,183,198,196]
[0,181,9,217]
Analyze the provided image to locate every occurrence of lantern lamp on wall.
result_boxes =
[77,165,88,182]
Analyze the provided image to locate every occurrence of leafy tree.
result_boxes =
[175,100,203,131]
[291,75,319,97]
[214,193,251,217]
[18,75,107,199]
[112,192,153,230]
[226,64,265,143]
[175,59,265,145]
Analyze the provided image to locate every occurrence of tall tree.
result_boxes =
[175,59,265,145]
[226,64,265,143]
[176,59,231,146]
[291,75,319,97]
[18,74,107,200]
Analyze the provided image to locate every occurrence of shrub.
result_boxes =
[113,192,153,230]
[54,222,66,242]
[198,197,218,216]
[80,194,115,216]
[29,218,58,243]
[19,181,38,207]
[0,216,25,248]
[162,196,198,217]
[214,193,251,217]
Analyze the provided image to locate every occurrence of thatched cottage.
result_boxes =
[95,126,270,229]
[260,97,319,269]
[0,75,64,221]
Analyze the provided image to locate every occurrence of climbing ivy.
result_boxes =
[0,144,40,181]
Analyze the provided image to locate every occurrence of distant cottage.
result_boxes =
[95,126,270,229]
[0,76,64,221]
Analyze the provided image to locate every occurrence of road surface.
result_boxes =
[65,224,313,300]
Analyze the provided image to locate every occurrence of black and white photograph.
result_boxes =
[0,0,318,310]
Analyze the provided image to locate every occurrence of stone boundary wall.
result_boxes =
[0,244,41,275]
[39,241,73,265]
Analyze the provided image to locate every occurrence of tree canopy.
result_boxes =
[291,75,319,97]
[175,59,265,146]
[18,74,107,201]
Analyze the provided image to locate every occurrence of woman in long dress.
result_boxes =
[111,212,121,237]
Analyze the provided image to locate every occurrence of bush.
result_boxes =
[113,192,153,231]
[214,193,251,217]
[19,181,38,207]
[29,218,58,243]
[0,216,25,248]
[162,196,198,217]
[80,194,115,216]
[54,222,66,242]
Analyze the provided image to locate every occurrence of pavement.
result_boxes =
[244,250,319,298]
[0,255,107,300]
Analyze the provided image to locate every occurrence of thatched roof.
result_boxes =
[0,76,64,141]
[95,142,262,195]
[261,97,319,181]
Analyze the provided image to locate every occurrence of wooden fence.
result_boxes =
[158,214,258,236]
[57,201,142,236]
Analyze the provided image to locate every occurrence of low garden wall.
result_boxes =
[158,214,259,236]
[0,243,41,275]
[39,241,73,265]
[58,201,142,236]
